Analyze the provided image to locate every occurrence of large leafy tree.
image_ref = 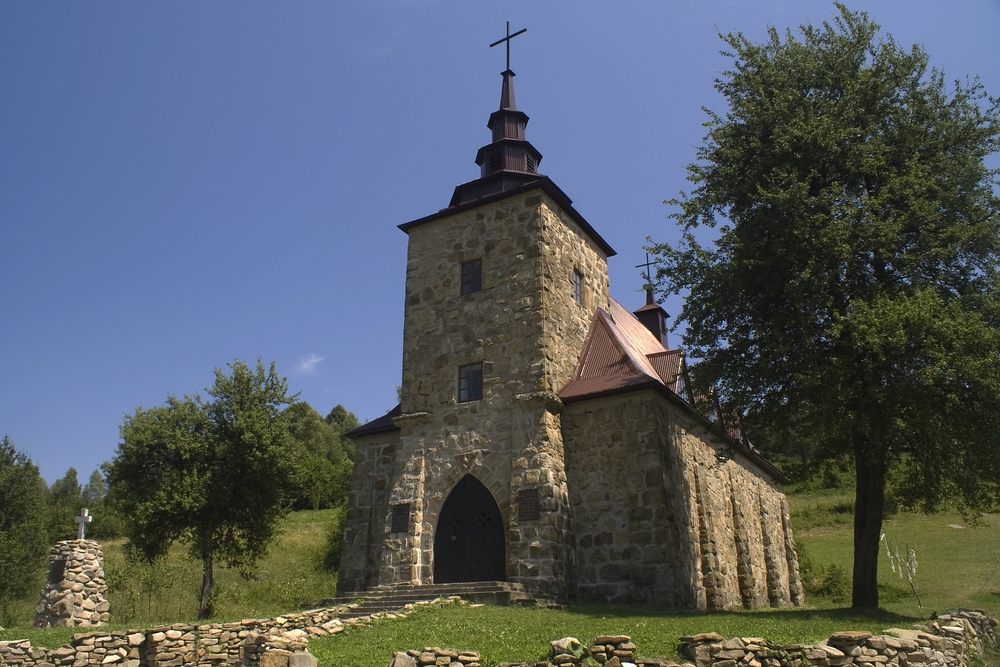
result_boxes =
[0,435,49,625]
[105,360,302,619]
[651,4,1000,608]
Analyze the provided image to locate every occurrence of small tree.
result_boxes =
[0,435,49,626]
[286,402,356,510]
[651,4,1000,608]
[105,360,301,619]
[47,467,84,541]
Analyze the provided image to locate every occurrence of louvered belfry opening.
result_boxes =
[449,68,545,207]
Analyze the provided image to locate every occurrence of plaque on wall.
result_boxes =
[48,557,67,584]
[391,503,411,533]
[517,488,540,522]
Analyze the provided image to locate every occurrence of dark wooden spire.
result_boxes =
[449,55,545,206]
[633,288,670,348]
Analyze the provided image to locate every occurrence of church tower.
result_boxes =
[338,29,802,610]
[337,42,615,597]
[386,61,615,596]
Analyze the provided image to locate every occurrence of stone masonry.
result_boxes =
[33,540,109,628]
[562,391,802,610]
[340,190,611,599]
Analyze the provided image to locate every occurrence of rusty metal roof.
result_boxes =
[647,349,683,393]
[559,297,684,400]
[559,297,785,482]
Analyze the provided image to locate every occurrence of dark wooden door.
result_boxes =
[434,474,506,583]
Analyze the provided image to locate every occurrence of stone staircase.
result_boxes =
[318,581,559,618]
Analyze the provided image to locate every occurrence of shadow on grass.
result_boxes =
[561,602,923,624]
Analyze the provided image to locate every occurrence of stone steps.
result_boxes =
[319,581,559,618]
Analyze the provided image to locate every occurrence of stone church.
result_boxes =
[337,57,803,610]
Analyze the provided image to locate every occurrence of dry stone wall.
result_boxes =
[0,596,464,667]
[33,540,109,628]
[2,607,337,667]
[4,599,995,667]
[380,610,998,667]
[678,609,997,667]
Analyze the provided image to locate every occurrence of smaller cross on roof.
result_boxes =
[489,21,527,71]
[75,507,92,540]
[635,252,656,290]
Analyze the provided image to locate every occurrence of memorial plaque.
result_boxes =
[48,557,67,584]
[391,503,411,533]
[517,488,540,522]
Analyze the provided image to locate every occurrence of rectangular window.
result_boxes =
[458,363,483,402]
[573,269,583,304]
[461,259,482,295]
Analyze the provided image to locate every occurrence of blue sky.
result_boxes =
[2,1,998,483]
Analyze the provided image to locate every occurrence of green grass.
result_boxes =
[4,496,1000,667]
[308,603,920,666]
[0,508,342,637]
[791,494,1000,617]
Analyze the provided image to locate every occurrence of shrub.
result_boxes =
[322,505,347,572]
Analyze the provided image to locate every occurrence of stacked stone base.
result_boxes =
[34,540,109,628]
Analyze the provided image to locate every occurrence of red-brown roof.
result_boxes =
[559,297,684,401]
[559,298,784,482]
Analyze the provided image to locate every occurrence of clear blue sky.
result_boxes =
[2,1,998,483]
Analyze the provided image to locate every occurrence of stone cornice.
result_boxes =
[393,411,433,427]
[512,391,564,412]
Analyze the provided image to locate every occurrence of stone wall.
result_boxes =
[33,540,110,628]
[4,598,994,667]
[337,431,399,593]
[678,609,997,667]
[379,610,998,666]
[562,390,802,610]
[0,602,360,667]
[367,188,611,596]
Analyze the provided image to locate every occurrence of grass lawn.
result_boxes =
[4,495,1000,667]
[308,603,923,667]
[788,490,1000,618]
[0,508,342,640]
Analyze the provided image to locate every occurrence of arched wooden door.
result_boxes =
[434,474,506,583]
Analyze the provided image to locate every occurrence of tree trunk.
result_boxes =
[199,549,214,620]
[852,438,887,609]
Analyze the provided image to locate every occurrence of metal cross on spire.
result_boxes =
[489,21,527,71]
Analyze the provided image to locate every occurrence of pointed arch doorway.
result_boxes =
[434,474,506,583]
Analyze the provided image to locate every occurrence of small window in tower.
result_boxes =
[488,152,503,174]
[461,259,482,295]
[458,363,484,402]
[526,155,536,173]
[573,270,584,305]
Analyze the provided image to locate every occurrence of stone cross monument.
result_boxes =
[34,509,110,628]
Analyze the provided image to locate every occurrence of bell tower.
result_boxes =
[374,28,615,595]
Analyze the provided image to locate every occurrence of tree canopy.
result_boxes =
[651,4,1000,608]
[285,402,356,511]
[0,435,49,625]
[104,360,301,619]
